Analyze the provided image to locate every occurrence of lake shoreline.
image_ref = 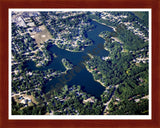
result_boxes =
[54,42,83,53]
[25,19,112,97]
[92,19,116,32]
[84,63,106,88]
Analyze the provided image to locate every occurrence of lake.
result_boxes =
[25,20,114,98]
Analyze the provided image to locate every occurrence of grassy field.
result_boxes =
[133,12,145,19]
[30,25,52,47]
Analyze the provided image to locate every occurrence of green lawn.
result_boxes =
[133,12,145,19]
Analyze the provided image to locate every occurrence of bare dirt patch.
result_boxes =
[13,93,39,106]
[30,25,52,47]
[111,37,124,44]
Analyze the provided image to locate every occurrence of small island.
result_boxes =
[61,58,73,70]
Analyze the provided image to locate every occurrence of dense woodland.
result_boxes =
[85,12,149,114]
[12,85,104,115]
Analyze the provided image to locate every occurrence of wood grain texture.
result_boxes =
[0,0,160,128]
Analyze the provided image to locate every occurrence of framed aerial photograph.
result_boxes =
[9,8,151,120]
[0,0,160,128]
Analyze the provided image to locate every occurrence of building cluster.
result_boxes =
[123,21,148,42]
[12,11,41,27]
[99,12,128,22]
[42,11,93,51]
[133,57,149,64]
[97,11,149,42]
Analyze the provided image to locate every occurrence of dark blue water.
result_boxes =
[25,20,114,98]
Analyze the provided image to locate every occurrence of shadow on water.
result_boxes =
[23,60,38,71]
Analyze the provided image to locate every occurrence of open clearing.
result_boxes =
[111,37,124,44]
[133,12,145,19]
[30,25,52,47]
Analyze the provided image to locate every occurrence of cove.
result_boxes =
[25,20,114,98]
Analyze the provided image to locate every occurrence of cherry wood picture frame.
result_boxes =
[0,0,160,128]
